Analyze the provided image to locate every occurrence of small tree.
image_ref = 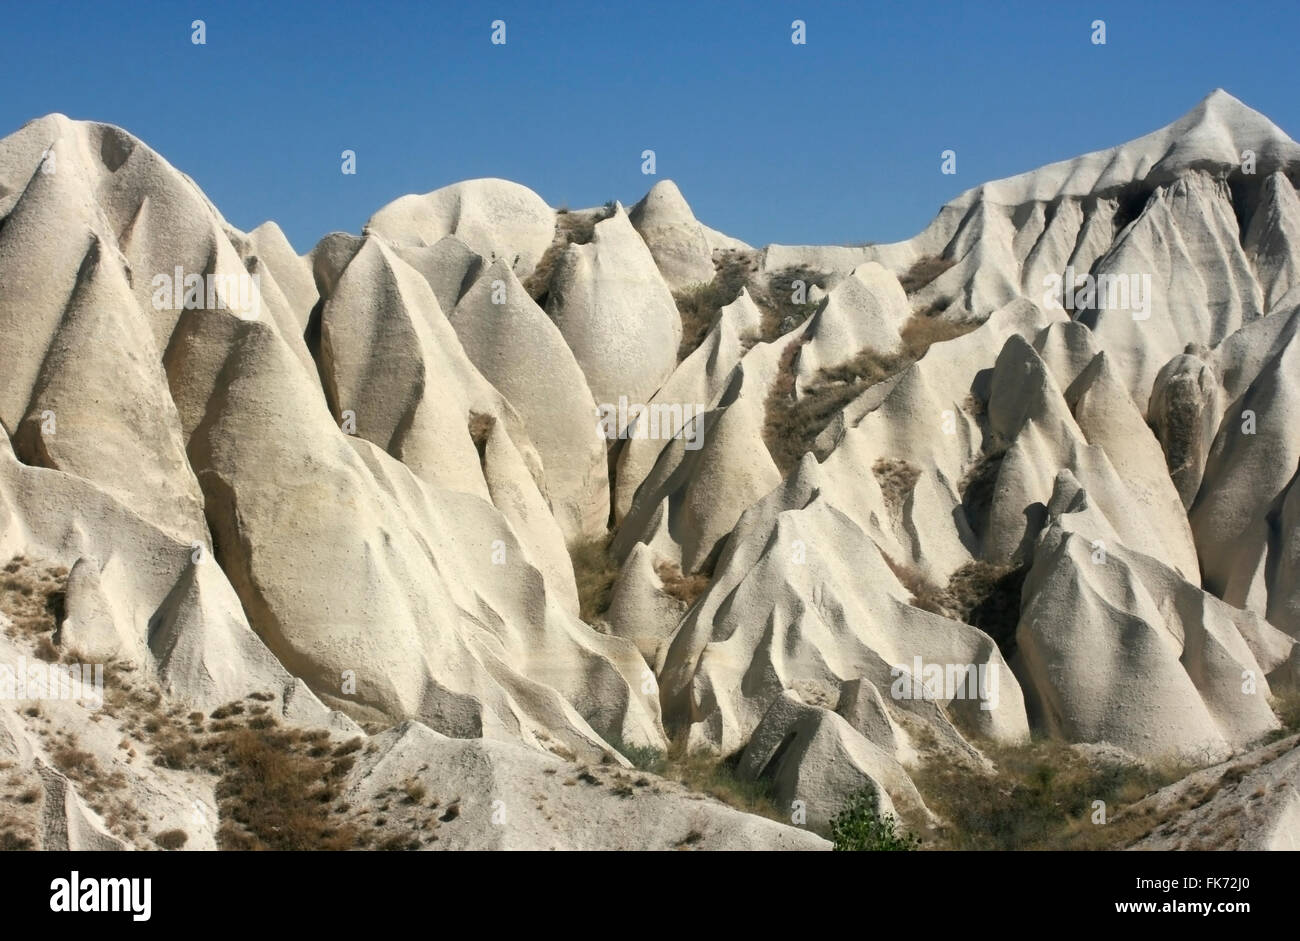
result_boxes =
[829,786,920,851]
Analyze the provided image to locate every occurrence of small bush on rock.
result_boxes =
[829,786,920,851]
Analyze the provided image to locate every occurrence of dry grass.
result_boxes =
[912,738,1193,850]
[401,777,427,804]
[0,826,34,851]
[46,729,137,837]
[214,724,366,851]
[1265,689,1300,741]
[759,266,830,340]
[153,829,188,850]
[899,309,976,357]
[1,562,405,852]
[100,664,396,850]
[604,731,782,822]
[653,558,711,608]
[659,734,782,822]
[816,346,913,389]
[762,312,978,478]
[761,338,810,475]
[672,253,753,362]
[872,458,921,514]
[524,204,616,305]
[900,560,1027,658]
[568,533,620,625]
[1,556,67,647]
[674,283,720,361]
[898,254,956,294]
[763,358,879,477]
[0,761,42,851]
[958,446,1007,532]
[31,636,59,663]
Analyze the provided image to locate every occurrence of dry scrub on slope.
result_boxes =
[763,314,978,476]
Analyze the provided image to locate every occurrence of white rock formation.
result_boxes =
[366,178,556,278]
[546,205,682,426]
[629,180,716,289]
[5,91,1300,850]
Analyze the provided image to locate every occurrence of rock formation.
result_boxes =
[2,90,1299,851]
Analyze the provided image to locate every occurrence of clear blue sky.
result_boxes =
[5,0,1298,253]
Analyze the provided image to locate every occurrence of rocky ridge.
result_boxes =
[1,90,1298,850]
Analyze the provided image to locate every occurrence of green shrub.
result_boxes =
[610,739,666,773]
[829,786,920,851]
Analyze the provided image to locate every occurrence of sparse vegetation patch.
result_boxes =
[912,738,1194,850]
[673,252,754,362]
[763,312,976,477]
[759,266,830,339]
[568,533,620,625]
[872,458,921,514]
[898,254,956,294]
[902,560,1028,659]
[524,203,617,305]
[653,558,711,608]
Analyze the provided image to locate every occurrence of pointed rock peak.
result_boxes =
[459,256,537,316]
[782,451,825,503]
[30,111,73,126]
[1064,349,1126,406]
[482,255,515,279]
[77,232,106,275]
[310,231,367,297]
[719,287,763,336]
[1034,319,1097,353]
[19,112,78,143]
[249,219,295,250]
[847,260,909,302]
[994,331,1040,370]
[116,195,151,250]
[644,178,687,203]
[951,90,1300,210]
[630,179,698,225]
[1036,320,1099,354]
[1188,88,1279,129]
[1081,346,1115,379]
[988,332,1065,437]
[591,202,635,239]
[1033,320,1102,391]
[337,235,409,290]
[69,231,132,301]
[1047,468,1089,517]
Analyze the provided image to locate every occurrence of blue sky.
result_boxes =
[5,0,1298,252]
